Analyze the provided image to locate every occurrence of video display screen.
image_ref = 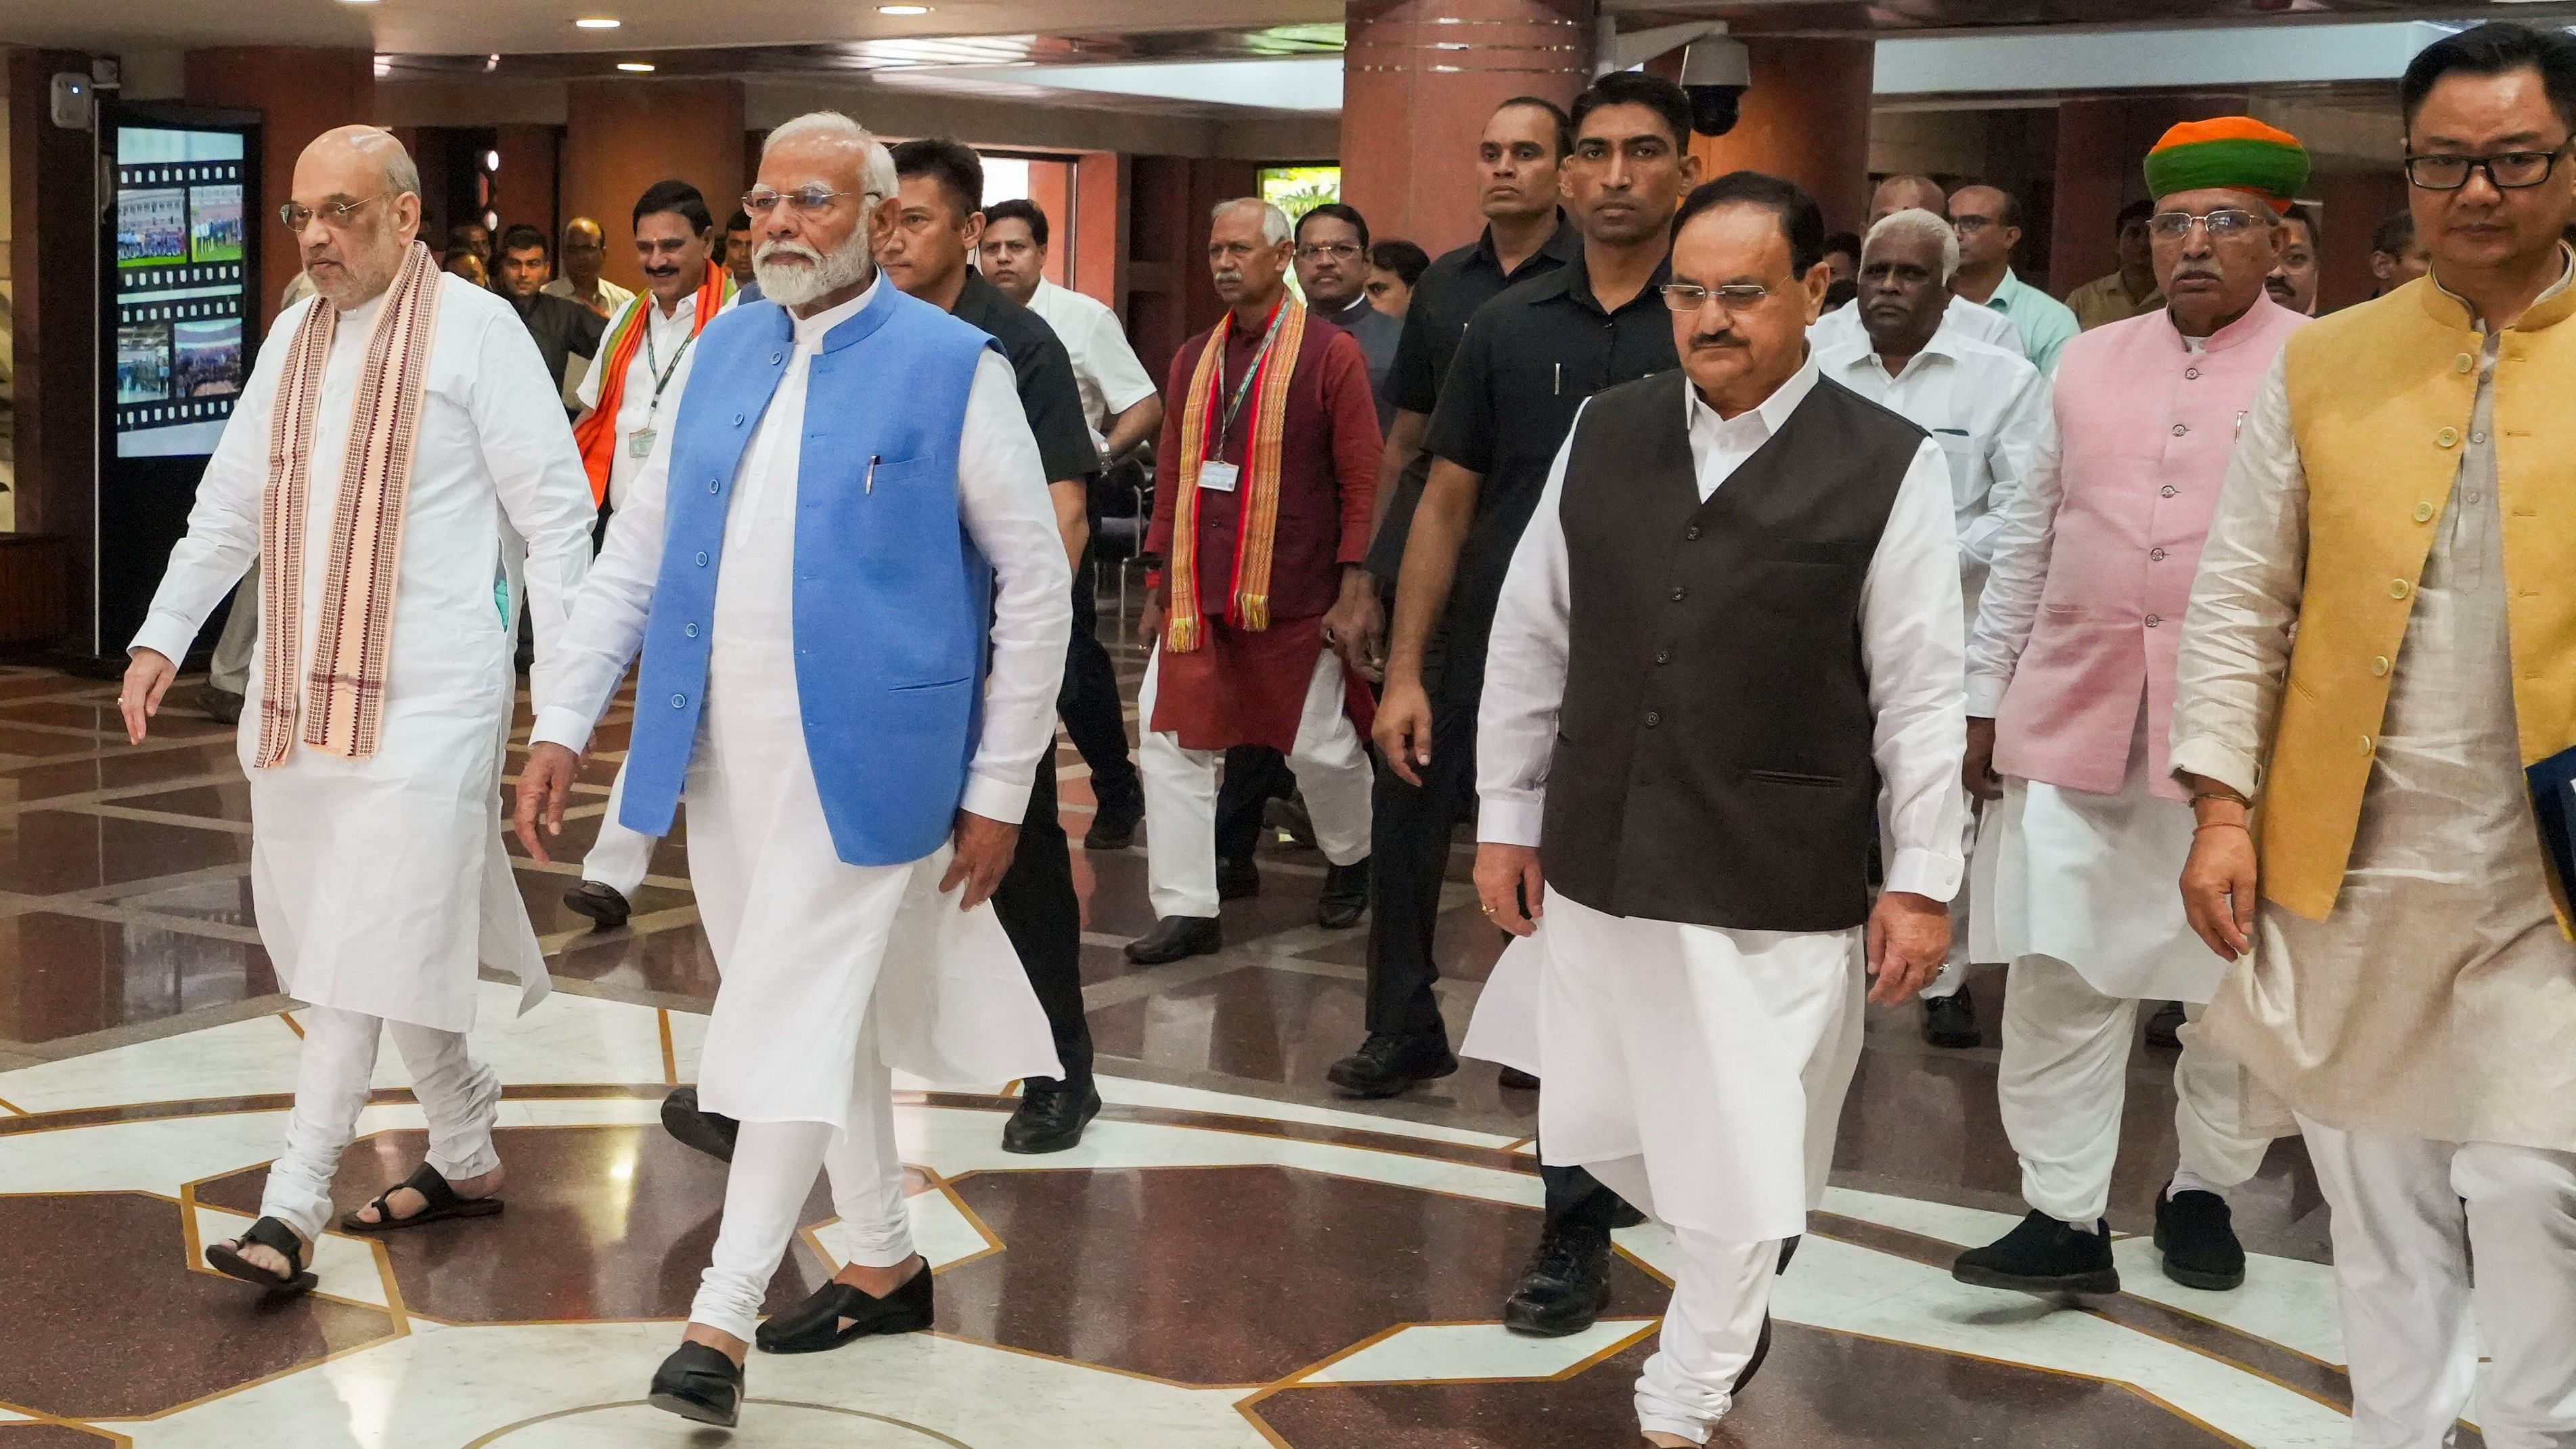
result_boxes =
[112,127,252,458]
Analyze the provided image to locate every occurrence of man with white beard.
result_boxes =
[516,110,1071,1427]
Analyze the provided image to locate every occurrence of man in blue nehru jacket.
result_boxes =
[514,110,1071,1429]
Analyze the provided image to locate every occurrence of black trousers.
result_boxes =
[1361,657,1482,1039]
[990,753,1093,1087]
[1059,557,1138,805]
[1215,745,1298,868]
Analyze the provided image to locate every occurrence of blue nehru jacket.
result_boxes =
[617,282,1002,866]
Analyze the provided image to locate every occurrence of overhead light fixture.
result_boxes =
[575,16,622,27]
[879,4,931,14]
[617,61,655,72]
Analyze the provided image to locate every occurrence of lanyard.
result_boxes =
[1205,299,1287,463]
[640,305,696,417]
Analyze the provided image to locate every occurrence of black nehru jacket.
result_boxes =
[1542,370,1926,934]
[1417,251,1676,669]
[507,290,608,395]
[1365,212,1582,581]
[951,268,1099,485]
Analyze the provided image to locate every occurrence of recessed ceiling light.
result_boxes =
[575,16,621,28]
[617,61,655,72]
[879,4,931,14]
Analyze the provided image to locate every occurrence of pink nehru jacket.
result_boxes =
[1994,296,2305,801]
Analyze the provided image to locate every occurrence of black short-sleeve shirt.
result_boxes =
[951,268,1100,486]
[1419,252,1679,664]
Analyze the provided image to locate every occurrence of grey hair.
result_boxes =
[1212,197,1292,246]
[1863,207,1960,284]
[382,149,421,200]
[762,110,898,201]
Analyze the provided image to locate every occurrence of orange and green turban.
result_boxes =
[2143,117,2310,213]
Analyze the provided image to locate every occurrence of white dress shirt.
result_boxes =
[575,288,728,509]
[1813,292,2020,359]
[1476,355,1970,902]
[542,273,636,316]
[1025,277,1158,448]
[533,274,1072,823]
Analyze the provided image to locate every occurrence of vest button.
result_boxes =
[1684,526,1701,541]
[684,623,698,638]
[695,551,709,566]
[2150,548,2167,562]
[1654,649,1671,665]
[2414,501,2436,522]
[1644,711,1662,728]
[1669,586,1687,602]
[770,351,784,365]
[733,413,745,426]
[671,694,687,708]
[2455,353,2474,374]
[2360,735,2374,755]
[2437,427,2459,448]
[2171,423,2188,437]
[2144,614,2162,627]
[2161,485,2179,497]
[2391,579,2412,599]
[708,480,719,493]
[2371,655,2390,676]
[2185,367,2201,380]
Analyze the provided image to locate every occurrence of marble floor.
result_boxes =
[0,621,2430,1448]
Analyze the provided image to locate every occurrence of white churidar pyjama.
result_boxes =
[1136,645,1371,918]
[581,759,659,898]
[258,1003,502,1244]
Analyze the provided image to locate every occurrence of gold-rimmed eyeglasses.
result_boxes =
[278,194,386,231]
[1660,281,1774,313]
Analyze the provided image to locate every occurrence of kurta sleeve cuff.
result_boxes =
[1963,673,2009,719]
[129,612,203,665]
[961,768,1034,827]
[529,705,599,756]
[2169,734,2260,800]
[1884,847,1964,904]
[1478,791,1545,848]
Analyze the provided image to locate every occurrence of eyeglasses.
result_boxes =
[2147,208,2265,240]
[279,194,386,231]
[742,186,856,217]
[1295,242,1362,261]
[2403,144,2571,191]
[1660,282,1774,313]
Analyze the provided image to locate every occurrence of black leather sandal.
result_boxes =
[648,1341,745,1427]
[755,1262,935,1354]
[204,1216,319,1296]
[338,1161,504,1234]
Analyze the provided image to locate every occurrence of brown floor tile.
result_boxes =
[935,1163,1665,1385]
[0,1423,126,1446]
[1293,899,1507,985]
[0,810,252,895]
[0,742,243,807]
[0,1193,395,1419]
[1075,845,1337,943]
[552,922,721,1000]
[104,874,257,927]
[0,912,277,1043]
[0,700,228,738]
[108,782,257,822]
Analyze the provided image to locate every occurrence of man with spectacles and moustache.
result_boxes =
[2176,24,2576,1440]
[543,216,635,320]
[1295,202,1404,432]
[1949,117,2307,1306]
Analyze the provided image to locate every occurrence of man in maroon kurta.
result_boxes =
[1126,197,1383,964]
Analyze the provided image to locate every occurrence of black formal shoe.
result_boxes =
[562,880,631,931]
[1922,984,1982,1048]
[647,1341,743,1427]
[2154,1185,2247,1291]
[661,1086,739,1163]
[1503,1218,1614,1337]
[1497,1066,1540,1092]
[1606,1199,1648,1230]
[1084,782,1143,851]
[756,1261,935,1354]
[1002,1077,1101,1154]
[2144,1000,2186,1051]
[1314,856,1370,929]
[1264,793,1318,850]
[1217,857,1263,900]
[1325,1031,1458,1098]
[1125,915,1222,965]
[1953,1210,2120,1297]
[200,685,244,726]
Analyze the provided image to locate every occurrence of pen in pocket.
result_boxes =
[866,453,880,495]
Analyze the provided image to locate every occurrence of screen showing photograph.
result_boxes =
[117,323,173,404]
[189,184,244,264]
[172,318,244,399]
[117,189,190,269]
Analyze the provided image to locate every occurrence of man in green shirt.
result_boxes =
[1950,183,2080,375]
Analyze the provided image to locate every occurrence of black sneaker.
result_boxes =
[1503,1218,1613,1337]
[1325,1031,1458,1098]
[2154,1185,2246,1291]
[1922,984,1982,1048]
[1083,782,1142,851]
[2144,1000,2186,1051]
[1002,1077,1101,1154]
[1952,1209,2120,1297]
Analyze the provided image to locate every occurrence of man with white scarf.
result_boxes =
[516,111,1070,1429]
[120,127,596,1294]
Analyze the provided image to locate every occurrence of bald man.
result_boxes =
[122,126,596,1298]
[1949,183,2080,375]
[1814,175,2022,357]
[544,216,636,319]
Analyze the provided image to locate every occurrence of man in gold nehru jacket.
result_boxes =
[2171,22,2576,1446]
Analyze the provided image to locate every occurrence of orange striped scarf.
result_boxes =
[254,239,443,767]
[572,261,734,505]
[1164,296,1308,652]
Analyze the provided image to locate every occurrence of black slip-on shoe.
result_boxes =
[661,1086,739,1163]
[1124,915,1222,965]
[1315,855,1370,929]
[1952,1209,2120,1297]
[1216,857,1262,900]
[2154,1186,2248,1291]
[2144,1000,2186,1051]
[756,1262,935,1355]
[1922,985,1982,1048]
[562,880,631,931]
[647,1341,743,1427]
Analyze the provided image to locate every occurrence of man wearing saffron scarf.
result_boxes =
[1124,198,1383,965]
[118,126,595,1296]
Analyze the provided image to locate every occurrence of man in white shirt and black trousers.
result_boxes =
[1466,171,1967,1446]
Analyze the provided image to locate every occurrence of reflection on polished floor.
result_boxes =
[0,621,2384,1447]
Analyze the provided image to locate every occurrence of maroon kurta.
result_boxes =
[1147,304,1381,751]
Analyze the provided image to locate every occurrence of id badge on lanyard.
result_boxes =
[1198,460,1240,493]
[1201,303,1283,493]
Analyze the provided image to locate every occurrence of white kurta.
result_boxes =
[1463,358,1970,1243]
[533,277,1072,1128]
[133,275,596,1033]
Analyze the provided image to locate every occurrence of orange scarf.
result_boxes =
[572,260,734,504]
[1164,296,1308,652]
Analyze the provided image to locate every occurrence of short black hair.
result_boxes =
[498,223,548,256]
[634,179,713,235]
[1295,202,1371,251]
[1496,94,1575,159]
[1821,229,1862,263]
[983,197,1050,249]
[1673,171,1827,277]
[2281,202,2319,246]
[723,208,751,233]
[2115,197,2155,231]
[1370,238,1430,286]
[2371,207,2417,257]
[889,137,985,224]
[2400,21,2576,133]
[1571,71,1693,152]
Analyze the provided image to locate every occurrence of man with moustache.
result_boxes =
[1951,117,2308,1301]
[1949,183,2080,375]
[1811,173,2022,357]
[1471,171,1966,1444]
[543,216,634,320]
[1295,202,1404,430]
[1370,70,1697,1339]
[2267,202,2322,315]
[1812,208,2053,1052]
[518,110,1069,1426]
[124,125,595,1298]
[2176,25,2576,1438]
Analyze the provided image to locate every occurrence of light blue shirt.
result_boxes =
[1980,268,2080,379]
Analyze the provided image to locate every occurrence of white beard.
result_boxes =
[753,231,872,309]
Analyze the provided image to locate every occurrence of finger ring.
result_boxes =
[1480,904,1495,915]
